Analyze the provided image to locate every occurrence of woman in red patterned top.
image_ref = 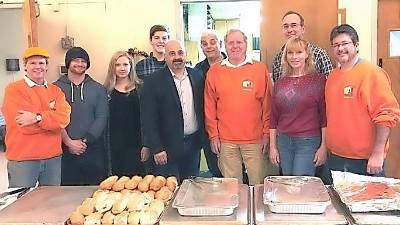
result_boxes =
[269,37,327,176]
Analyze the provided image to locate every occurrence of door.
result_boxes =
[378,0,400,178]
[260,0,338,69]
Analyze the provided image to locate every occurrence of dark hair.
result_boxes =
[149,25,168,40]
[282,11,304,26]
[330,24,359,44]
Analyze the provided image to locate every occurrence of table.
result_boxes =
[0,186,97,225]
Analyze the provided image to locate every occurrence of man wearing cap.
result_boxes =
[2,47,71,187]
[54,47,108,185]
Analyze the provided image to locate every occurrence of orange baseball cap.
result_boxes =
[22,47,50,60]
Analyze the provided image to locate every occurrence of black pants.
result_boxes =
[61,143,106,185]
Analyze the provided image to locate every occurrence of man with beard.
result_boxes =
[2,47,71,187]
[326,24,400,176]
[54,47,109,185]
[135,25,169,79]
[140,40,204,182]
[194,30,225,177]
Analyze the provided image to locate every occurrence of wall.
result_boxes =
[36,0,181,83]
[0,8,25,106]
[339,0,377,64]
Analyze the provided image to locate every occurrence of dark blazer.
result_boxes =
[140,67,204,163]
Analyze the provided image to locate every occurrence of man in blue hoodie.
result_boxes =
[54,47,109,185]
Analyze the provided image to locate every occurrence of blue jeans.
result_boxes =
[154,132,201,183]
[277,133,321,176]
[8,155,61,188]
[328,153,385,177]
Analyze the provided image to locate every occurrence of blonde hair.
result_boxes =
[281,37,316,77]
[104,51,142,93]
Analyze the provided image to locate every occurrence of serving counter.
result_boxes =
[0,186,97,225]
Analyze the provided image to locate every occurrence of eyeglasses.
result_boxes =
[331,41,353,49]
[282,23,301,30]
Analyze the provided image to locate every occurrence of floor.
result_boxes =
[0,152,8,192]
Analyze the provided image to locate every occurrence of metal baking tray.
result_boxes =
[172,177,239,216]
[263,176,331,214]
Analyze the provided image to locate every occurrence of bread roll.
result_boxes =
[114,211,129,225]
[112,176,130,191]
[137,180,149,192]
[147,190,155,199]
[94,197,113,213]
[69,210,84,225]
[112,196,129,214]
[143,175,155,184]
[99,176,118,190]
[128,211,141,225]
[127,194,146,211]
[155,186,173,202]
[101,211,115,224]
[140,210,159,225]
[79,198,95,216]
[141,192,153,204]
[125,178,140,190]
[83,212,102,225]
[150,176,166,191]
[108,191,123,202]
[148,199,165,215]
[166,176,178,192]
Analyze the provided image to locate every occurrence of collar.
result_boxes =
[169,67,188,81]
[221,54,254,68]
[149,52,165,62]
[24,75,48,88]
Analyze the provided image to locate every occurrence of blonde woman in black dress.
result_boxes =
[104,51,150,176]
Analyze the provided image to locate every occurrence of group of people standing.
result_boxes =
[2,10,400,188]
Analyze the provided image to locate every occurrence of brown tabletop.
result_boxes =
[0,186,97,225]
[254,184,347,225]
[159,184,249,225]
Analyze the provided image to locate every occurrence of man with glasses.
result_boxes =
[326,24,400,176]
[271,11,333,82]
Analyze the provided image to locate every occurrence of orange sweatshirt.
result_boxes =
[204,61,272,144]
[2,79,71,161]
[325,60,400,159]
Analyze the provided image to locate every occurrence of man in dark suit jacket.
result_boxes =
[140,40,204,182]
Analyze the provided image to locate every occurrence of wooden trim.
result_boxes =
[338,8,346,24]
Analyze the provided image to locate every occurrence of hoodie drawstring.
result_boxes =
[81,82,84,101]
[70,82,74,103]
[70,81,85,103]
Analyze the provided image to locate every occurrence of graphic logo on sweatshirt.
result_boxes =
[242,79,253,91]
[343,86,353,98]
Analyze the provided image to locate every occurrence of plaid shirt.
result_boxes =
[272,43,333,82]
[135,52,166,79]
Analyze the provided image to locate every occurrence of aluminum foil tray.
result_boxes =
[263,176,331,214]
[172,177,239,216]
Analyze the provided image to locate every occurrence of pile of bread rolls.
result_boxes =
[69,175,177,225]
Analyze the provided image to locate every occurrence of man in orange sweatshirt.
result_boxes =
[2,47,71,187]
[204,29,272,185]
[326,24,400,176]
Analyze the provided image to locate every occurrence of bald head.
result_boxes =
[165,40,187,73]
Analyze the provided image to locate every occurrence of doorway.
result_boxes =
[378,0,400,178]
[181,0,261,66]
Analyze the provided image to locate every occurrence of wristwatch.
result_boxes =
[35,113,42,123]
